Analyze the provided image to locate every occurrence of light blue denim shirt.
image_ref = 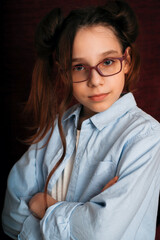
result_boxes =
[2,93,160,240]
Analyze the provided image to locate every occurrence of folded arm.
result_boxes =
[2,131,160,240]
[40,135,160,240]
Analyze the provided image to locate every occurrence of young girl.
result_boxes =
[2,0,160,239]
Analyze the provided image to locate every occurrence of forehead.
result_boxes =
[72,25,122,59]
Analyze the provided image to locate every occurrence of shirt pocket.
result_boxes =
[80,160,116,202]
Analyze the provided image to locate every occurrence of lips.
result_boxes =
[88,93,108,101]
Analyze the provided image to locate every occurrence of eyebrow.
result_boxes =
[72,50,119,63]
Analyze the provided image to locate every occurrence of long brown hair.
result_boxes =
[25,0,140,193]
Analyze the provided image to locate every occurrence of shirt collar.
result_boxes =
[63,93,137,131]
[63,103,82,123]
[90,93,137,130]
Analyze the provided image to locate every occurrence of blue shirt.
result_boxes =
[2,93,160,240]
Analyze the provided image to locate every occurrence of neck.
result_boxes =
[77,106,96,130]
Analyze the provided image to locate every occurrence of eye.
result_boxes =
[103,59,114,66]
[72,64,85,71]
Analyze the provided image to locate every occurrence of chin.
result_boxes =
[89,103,111,113]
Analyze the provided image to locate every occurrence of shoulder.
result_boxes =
[116,107,160,160]
[126,106,160,137]
[107,96,160,152]
[33,104,80,147]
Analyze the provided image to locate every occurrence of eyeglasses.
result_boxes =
[72,52,126,83]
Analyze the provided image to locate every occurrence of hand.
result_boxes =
[29,192,57,219]
[102,176,118,192]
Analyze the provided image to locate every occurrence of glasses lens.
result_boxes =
[72,58,122,83]
[98,59,121,76]
[72,65,89,82]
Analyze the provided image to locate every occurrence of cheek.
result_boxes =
[73,85,78,98]
[73,85,84,100]
[109,73,125,91]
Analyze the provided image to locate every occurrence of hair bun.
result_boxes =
[35,8,62,59]
[106,0,139,44]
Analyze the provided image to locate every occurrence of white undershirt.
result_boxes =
[51,130,80,201]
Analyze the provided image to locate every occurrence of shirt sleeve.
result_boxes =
[40,129,160,240]
[2,144,44,240]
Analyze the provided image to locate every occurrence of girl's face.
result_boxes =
[72,25,130,118]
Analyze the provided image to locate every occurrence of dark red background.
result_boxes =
[1,0,160,239]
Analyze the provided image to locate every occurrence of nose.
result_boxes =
[87,68,104,87]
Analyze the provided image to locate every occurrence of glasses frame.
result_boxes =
[72,50,127,83]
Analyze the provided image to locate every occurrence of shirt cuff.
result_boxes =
[40,201,82,239]
[18,214,42,240]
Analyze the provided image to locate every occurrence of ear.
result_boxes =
[124,47,131,74]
